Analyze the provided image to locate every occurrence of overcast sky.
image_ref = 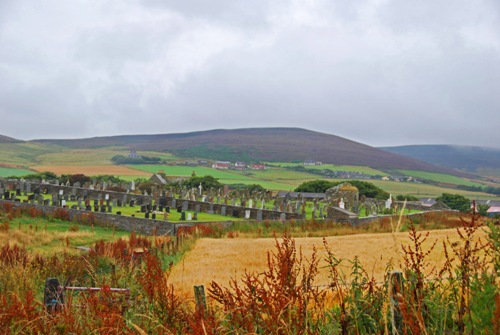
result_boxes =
[1,0,499,148]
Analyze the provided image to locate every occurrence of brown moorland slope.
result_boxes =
[32,127,459,174]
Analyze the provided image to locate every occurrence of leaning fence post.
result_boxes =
[194,285,207,312]
[389,271,403,335]
[44,277,64,312]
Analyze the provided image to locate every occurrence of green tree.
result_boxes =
[346,180,389,199]
[294,180,335,193]
[436,193,471,212]
[183,175,222,190]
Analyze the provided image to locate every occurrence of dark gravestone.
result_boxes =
[116,211,121,215]
[94,206,99,212]
[152,205,157,211]
[4,191,10,200]
[117,199,122,207]
[94,199,98,207]
[257,210,263,221]
[107,205,112,213]
[152,212,156,220]
[129,199,135,207]
[159,205,164,212]
[141,205,147,213]
[193,212,198,220]
[177,206,182,213]
[180,212,186,220]
[100,205,106,213]
[86,205,92,211]
[165,206,170,213]
[232,210,239,218]
[145,211,149,219]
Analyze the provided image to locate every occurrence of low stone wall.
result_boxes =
[0,199,232,236]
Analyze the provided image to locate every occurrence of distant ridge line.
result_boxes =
[29,127,459,174]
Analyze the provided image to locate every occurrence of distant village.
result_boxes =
[124,150,424,183]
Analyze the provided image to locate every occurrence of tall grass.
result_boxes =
[0,203,498,333]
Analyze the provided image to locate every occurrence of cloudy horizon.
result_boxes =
[1,1,499,148]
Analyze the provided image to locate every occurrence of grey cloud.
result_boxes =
[0,0,499,148]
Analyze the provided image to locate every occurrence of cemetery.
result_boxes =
[0,177,440,235]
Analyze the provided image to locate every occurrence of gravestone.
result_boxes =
[221,206,227,216]
[145,211,149,219]
[245,210,251,219]
[141,205,147,213]
[182,201,188,211]
[280,213,286,222]
[70,195,76,202]
[180,212,186,220]
[112,199,117,207]
[187,213,192,220]
[129,199,135,207]
[100,205,106,212]
[171,198,177,208]
[107,205,112,213]
[26,183,31,194]
[71,187,76,196]
[257,210,263,221]
[208,203,214,214]
[195,204,201,213]
[44,199,50,206]
[117,199,122,207]
[152,212,156,220]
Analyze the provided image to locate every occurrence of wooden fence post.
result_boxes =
[389,271,403,335]
[44,278,64,312]
[194,285,207,312]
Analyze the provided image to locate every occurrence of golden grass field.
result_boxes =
[168,228,488,298]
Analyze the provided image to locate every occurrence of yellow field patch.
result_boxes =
[31,165,150,177]
[169,228,488,297]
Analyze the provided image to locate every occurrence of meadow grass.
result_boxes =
[168,227,489,297]
[397,169,484,187]
[0,216,129,254]
[0,166,34,177]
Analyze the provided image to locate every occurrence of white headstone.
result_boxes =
[339,198,345,209]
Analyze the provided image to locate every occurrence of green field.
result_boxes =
[0,166,34,177]
[267,163,388,176]
[397,170,483,187]
[128,165,315,190]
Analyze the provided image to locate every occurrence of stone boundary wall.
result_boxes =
[0,199,453,237]
[0,199,232,236]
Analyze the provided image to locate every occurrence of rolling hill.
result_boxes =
[32,128,458,174]
[0,135,22,143]
[381,145,500,174]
